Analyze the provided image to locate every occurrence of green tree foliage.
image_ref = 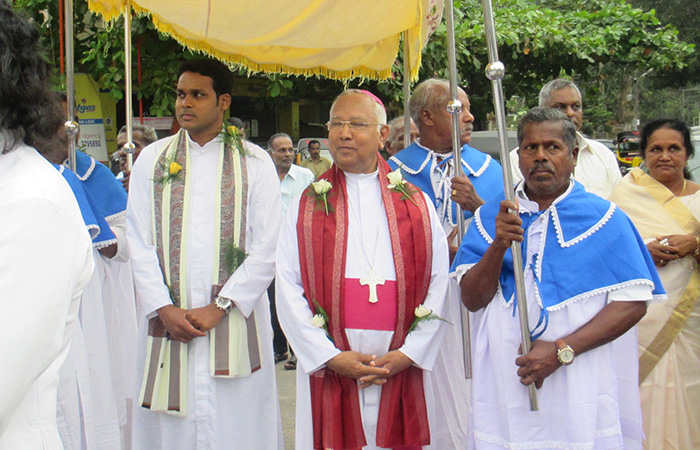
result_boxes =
[387,0,693,133]
[15,0,198,116]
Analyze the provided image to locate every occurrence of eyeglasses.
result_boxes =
[326,120,381,132]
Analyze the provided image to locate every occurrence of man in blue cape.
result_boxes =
[452,107,664,449]
[389,79,503,448]
[389,78,503,256]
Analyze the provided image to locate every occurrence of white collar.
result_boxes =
[515,179,574,213]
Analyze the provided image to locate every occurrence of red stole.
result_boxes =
[297,157,433,450]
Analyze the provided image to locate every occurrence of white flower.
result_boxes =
[414,304,432,318]
[387,169,404,189]
[312,179,332,195]
[311,314,326,328]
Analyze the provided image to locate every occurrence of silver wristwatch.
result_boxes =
[213,296,233,314]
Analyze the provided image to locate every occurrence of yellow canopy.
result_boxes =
[88,0,444,80]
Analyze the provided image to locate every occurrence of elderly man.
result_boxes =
[126,59,283,449]
[389,79,498,448]
[116,124,157,192]
[389,78,504,240]
[299,139,332,179]
[453,107,664,449]
[384,115,419,156]
[276,89,449,450]
[267,132,314,369]
[509,79,621,198]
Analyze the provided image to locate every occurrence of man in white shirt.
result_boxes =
[126,58,283,449]
[269,132,314,214]
[276,89,450,449]
[267,132,314,368]
[509,79,621,198]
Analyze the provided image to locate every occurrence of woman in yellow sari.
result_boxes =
[609,118,700,449]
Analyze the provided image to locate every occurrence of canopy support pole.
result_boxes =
[402,32,411,149]
[64,0,78,172]
[444,0,472,379]
[124,0,136,170]
[480,0,538,411]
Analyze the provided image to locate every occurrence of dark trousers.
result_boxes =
[268,279,291,356]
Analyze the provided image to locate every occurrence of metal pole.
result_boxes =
[402,32,411,149]
[64,0,78,172]
[444,0,472,380]
[123,0,136,170]
[481,0,538,411]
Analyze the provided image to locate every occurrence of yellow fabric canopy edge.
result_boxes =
[87,1,423,82]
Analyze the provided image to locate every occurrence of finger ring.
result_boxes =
[451,189,457,196]
[660,238,669,246]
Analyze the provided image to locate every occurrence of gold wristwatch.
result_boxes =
[555,339,575,365]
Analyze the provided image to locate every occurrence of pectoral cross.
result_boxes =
[360,268,385,303]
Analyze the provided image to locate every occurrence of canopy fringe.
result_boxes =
[87,0,423,81]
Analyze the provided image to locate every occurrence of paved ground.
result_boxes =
[275,359,297,450]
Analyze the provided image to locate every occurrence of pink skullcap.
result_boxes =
[358,89,385,110]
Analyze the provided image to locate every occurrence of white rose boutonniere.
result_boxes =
[387,168,419,206]
[311,314,326,328]
[310,179,333,215]
[408,304,451,333]
[311,299,333,342]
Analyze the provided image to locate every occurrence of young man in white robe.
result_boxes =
[276,89,450,450]
[452,107,664,449]
[126,59,283,450]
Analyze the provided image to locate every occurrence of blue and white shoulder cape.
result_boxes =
[389,142,504,221]
[452,181,665,311]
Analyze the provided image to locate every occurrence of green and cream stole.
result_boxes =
[139,129,262,415]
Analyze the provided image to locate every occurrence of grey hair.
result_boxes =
[387,116,407,142]
[267,132,292,151]
[538,79,582,108]
[409,78,450,127]
[118,124,157,145]
[517,107,577,153]
[330,89,387,125]
[387,116,415,142]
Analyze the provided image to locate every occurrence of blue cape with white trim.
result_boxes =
[74,150,127,219]
[451,181,665,310]
[389,142,504,222]
[55,164,117,247]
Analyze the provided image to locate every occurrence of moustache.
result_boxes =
[529,163,555,176]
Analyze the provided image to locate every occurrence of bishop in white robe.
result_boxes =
[276,89,450,450]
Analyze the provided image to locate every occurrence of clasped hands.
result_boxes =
[647,234,698,267]
[157,303,226,343]
[326,350,413,389]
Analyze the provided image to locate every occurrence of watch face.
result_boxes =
[559,348,574,364]
[216,297,232,310]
